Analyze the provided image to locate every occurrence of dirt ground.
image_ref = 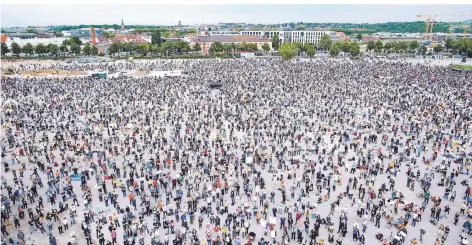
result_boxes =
[133,70,151,75]
[20,70,88,76]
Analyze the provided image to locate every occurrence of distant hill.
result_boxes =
[461,19,472,24]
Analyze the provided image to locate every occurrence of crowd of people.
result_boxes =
[1,58,472,245]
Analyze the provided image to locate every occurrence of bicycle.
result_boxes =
[416,192,425,198]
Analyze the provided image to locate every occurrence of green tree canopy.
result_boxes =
[272,33,280,50]
[108,42,119,56]
[193,43,202,52]
[91,45,98,56]
[278,42,297,60]
[356,34,362,41]
[375,40,383,53]
[46,44,59,57]
[209,42,224,54]
[329,44,340,57]
[11,42,21,56]
[70,43,81,55]
[445,38,453,51]
[151,31,162,46]
[34,43,47,56]
[409,40,419,51]
[83,43,92,56]
[419,46,427,55]
[349,42,361,57]
[367,41,376,52]
[304,43,316,57]
[1,43,9,56]
[433,44,443,54]
[318,34,332,50]
[22,43,34,56]
[262,43,270,53]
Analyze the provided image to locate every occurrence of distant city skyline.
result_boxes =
[1,4,471,27]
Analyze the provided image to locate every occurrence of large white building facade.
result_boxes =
[239,30,335,44]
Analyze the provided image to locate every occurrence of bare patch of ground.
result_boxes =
[20,70,88,76]
[133,70,151,75]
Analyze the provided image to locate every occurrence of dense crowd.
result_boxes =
[1,58,472,245]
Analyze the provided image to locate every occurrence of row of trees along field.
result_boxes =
[1,37,98,57]
[273,33,472,60]
[2,34,471,59]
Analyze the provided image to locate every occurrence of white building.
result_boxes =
[236,30,334,44]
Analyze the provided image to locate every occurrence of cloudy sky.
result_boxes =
[1,5,471,27]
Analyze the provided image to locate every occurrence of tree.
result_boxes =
[339,41,350,53]
[70,36,82,46]
[108,43,119,56]
[349,42,361,57]
[278,42,297,61]
[398,41,409,51]
[138,43,150,56]
[47,44,59,57]
[329,44,340,57]
[356,34,362,41]
[293,42,304,56]
[70,43,81,55]
[11,42,21,56]
[22,43,34,56]
[304,43,316,57]
[83,43,92,56]
[383,42,392,53]
[433,44,443,54]
[419,46,427,55]
[318,34,332,51]
[34,43,47,56]
[467,48,472,58]
[1,43,9,56]
[103,32,115,39]
[453,38,472,55]
[222,43,232,56]
[60,45,69,54]
[149,44,159,56]
[443,38,453,52]
[392,42,400,53]
[409,40,419,51]
[91,45,98,56]
[272,33,280,50]
[375,40,383,53]
[209,42,224,54]
[367,41,375,52]
[193,43,202,53]
[296,25,305,30]
[262,43,270,53]
[151,31,162,46]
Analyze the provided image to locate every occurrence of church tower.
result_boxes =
[121,19,125,31]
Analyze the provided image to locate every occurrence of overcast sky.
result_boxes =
[1,5,471,27]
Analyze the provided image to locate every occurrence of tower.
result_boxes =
[121,19,125,31]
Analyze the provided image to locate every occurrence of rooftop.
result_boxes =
[193,35,271,43]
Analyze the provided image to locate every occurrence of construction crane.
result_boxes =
[461,25,470,37]
[428,15,439,41]
[447,14,472,37]
[416,13,438,41]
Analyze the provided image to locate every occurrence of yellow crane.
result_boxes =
[417,13,438,41]
[448,13,472,37]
